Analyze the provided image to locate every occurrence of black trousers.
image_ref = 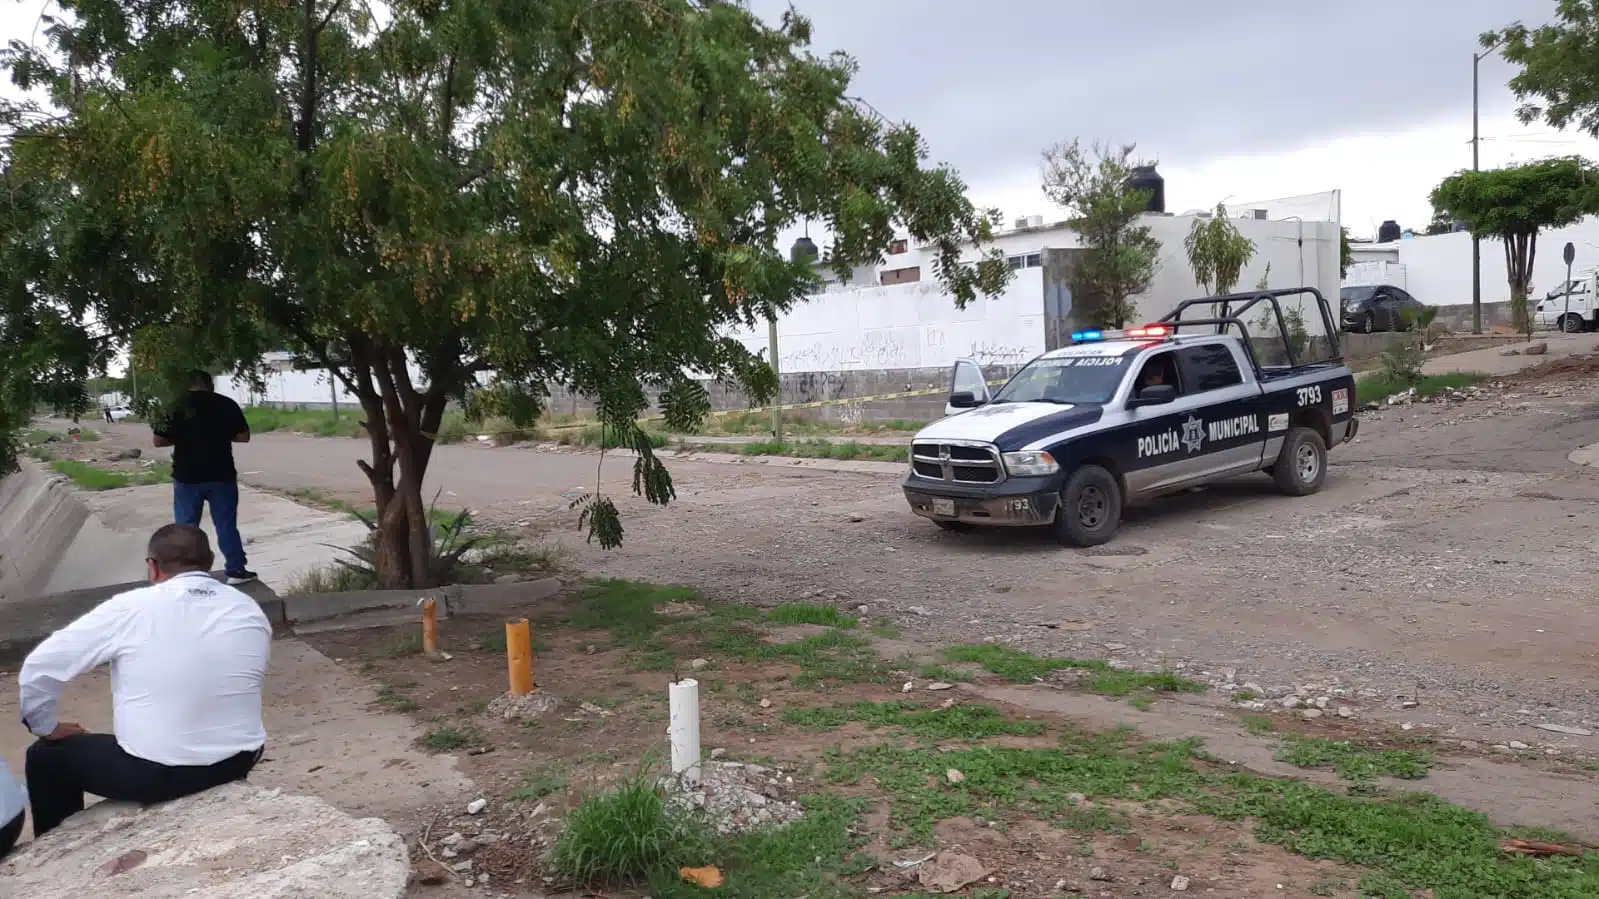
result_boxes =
[0,811,21,860]
[25,734,262,836]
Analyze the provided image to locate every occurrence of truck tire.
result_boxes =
[1362,311,1376,333]
[1053,465,1122,547]
[1561,313,1587,334]
[1273,427,1328,496]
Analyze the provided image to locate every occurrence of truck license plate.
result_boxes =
[932,498,956,517]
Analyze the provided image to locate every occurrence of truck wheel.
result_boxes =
[1054,465,1122,547]
[1273,427,1328,496]
[1562,313,1587,333]
[1362,312,1376,333]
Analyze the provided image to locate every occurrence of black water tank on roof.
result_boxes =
[1377,220,1402,243]
[790,236,819,264]
[1125,165,1165,213]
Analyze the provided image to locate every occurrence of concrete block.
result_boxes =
[279,577,564,631]
[0,781,409,898]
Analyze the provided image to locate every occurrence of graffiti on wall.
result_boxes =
[966,341,1031,365]
[778,329,913,371]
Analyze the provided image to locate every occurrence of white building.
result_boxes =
[1345,216,1599,308]
[725,191,1343,375]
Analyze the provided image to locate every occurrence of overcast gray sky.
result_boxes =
[1,0,1591,237]
[748,0,1597,235]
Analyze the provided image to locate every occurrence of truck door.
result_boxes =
[1170,344,1268,481]
[945,358,991,417]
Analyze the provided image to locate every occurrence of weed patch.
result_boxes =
[783,701,1045,740]
[418,725,482,753]
[944,644,1206,698]
[767,603,858,629]
[50,459,171,490]
[1274,735,1434,783]
[1358,371,1485,407]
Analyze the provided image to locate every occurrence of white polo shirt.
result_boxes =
[19,571,272,767]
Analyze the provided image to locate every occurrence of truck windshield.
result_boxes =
[991,355,1132,405]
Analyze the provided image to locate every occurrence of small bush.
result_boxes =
[547,773,713,886]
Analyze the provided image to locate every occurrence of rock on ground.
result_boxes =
[0,782,409,898]
[661,760,805,834]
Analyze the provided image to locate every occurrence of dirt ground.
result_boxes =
[302,583,1599,898]
[38,347,1599,895]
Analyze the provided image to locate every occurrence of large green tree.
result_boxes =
[1489,2,1599,135]
[1040,140,1161,328]
[1,0,1010,587]
[1430,157,1599,334]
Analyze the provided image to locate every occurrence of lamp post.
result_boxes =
[1471,37,1505,335]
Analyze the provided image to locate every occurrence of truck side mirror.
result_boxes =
[1127,384,1177,408]
[949,391,981,409]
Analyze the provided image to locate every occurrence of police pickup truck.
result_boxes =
[902,288,1359,546]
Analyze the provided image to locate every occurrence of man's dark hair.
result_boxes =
[188,370,214,390]
[147,523,215,574]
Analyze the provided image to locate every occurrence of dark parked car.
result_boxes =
[1340,285,1425,333]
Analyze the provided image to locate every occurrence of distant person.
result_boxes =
[152,371,256,584]
[18,524,271,837]
[0,756,23,860]
[102,405,112,424]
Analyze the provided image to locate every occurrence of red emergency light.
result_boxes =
[1124,324,1170,338]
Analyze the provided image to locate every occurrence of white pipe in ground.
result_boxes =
[668,678,702,785]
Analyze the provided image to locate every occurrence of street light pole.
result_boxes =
[1471,38,1504,335]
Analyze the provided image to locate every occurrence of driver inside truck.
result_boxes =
[1136,358,1174,394]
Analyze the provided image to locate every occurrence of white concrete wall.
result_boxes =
[724,267,1047,371]
[1341,217,1599,305]
[215,369,361,408]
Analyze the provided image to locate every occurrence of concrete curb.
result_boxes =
[0,577,566,666]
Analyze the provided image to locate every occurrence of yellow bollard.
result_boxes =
[421,598,439,655]
[506,618,534,695]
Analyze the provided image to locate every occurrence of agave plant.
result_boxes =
[327,490,482,586]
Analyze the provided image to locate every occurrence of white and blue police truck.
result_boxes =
[902,288,1360,546]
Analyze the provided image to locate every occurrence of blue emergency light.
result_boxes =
[1070,329,1103,342]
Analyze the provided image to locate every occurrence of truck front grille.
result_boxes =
[910,441,1003,484]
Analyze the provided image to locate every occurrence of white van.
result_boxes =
[1535,274,1598,332]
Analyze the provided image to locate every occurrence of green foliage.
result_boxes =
[1430,158,1599,335]
[1340,226,1355,277]
[1274,735,1435,784]
[1041,140,1161,328]
[943,644,1206,698]
[548,771,715,887]
[1492,5,1599,136]
[330,497,481,586]
[1184,204,1257,296]
[0,0,1009,586]
[782,701,1046,740]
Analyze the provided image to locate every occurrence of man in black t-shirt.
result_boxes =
[151,371,257,584]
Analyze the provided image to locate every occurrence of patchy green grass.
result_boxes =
[373,683,419,713]
[1240,714,1276,735]
[49,459,171,490]
[1357,371,1485,406]
[767,603,859,629]
[551,424,671,451]
[284,562,375,595]
[548,767,870,898]
[381,632,424,658]
[418,725,483,753]
[822,726,1599,897]
[1274,734,1435,783]
[783,701,1045,740]
[281,486,465,529]
[243,405,367,438]
[726,439,909,463]
[509,769,569,803]
[943,644,1207,699]
[571,580,889,686]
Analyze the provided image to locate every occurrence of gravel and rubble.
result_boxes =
[660,760,807,834]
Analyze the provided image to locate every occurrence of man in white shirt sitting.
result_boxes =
[18,523,272,837]
[0,759,23,859]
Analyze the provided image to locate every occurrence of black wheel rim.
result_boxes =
[1077,485,1107,529]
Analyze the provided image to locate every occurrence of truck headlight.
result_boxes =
[1002,450,1058,476]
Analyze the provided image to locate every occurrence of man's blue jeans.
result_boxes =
[173,480,247,573]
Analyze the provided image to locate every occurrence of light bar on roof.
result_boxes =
[1070,329,1104,342]
[1125,324,1171,338]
